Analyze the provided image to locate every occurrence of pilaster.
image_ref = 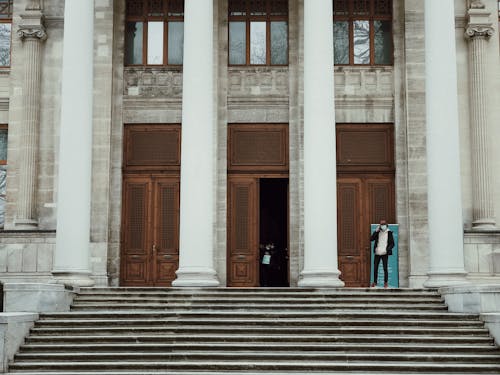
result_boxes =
[14,1,46,229]
[464,1,496,230]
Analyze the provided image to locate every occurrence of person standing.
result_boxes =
[370,219,394,288]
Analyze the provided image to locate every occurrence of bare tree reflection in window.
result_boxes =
[271,21,287,65]
[353,20,370,64]
[250,21,266,64]
[334,21,349,64]
[374,20,391,64]
[229,22,246,64]
[125,22,143,65]
[0,23,10,66]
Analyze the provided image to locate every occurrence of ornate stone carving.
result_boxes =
[465,24,494,39]
[469,0,485,9]
[228,67,289,97]
[18,9,47,41]
[26,0,42,11]
[124,67,183,98]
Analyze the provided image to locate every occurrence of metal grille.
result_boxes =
[229,0,247,16]
[340,186,356,251]
[233,131,284,165]
[129,186,145,250]
[333,0,349,16]
[372,184,390,223]
[128,130,180,166]
[374,0,391,15]
[249,0,266,15]
[353,0,370,15]
[0,0,12,18]
[148,0,164,16]
[235,186,249,251]
[126,0,144,16]
[270,0,288,16]
[160,184,176,251]
[167,0,184,16]
[339,131,388,165]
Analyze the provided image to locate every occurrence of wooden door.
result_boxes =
[337,178,364,286]
[337,175,395,287]
[121,175,179,286]
[227,177,259,287]
[151,177,180,286]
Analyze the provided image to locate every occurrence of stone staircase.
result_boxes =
[7,288,500,374]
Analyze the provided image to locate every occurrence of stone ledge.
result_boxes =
[0,312,38,372]
[481,313,500,346]
[3,283,78,313]
[440,284,500,313]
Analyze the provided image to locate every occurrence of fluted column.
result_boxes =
[464,1,496,230]
[299,0,343,287]
[424,0,467,287]
[15,2,46,228]
[172,0,219,287]
[52,0,94,286]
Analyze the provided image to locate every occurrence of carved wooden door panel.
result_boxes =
[121,175,180,286]
[227,177,259,287]
[121,176,152,286]
[151,177,180,286]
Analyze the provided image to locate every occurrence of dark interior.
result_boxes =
[259,178,289,287]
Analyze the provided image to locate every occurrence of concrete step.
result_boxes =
[69,302,448,311]
[33,317,485,328]
[18,342,500,354]
[28,325,490,336]
[23,333,495,345]
[13,351,500,364]
[8,288,500,374]
[7,360,500,373]
[37,310,482,320]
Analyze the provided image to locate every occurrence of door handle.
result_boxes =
[131,255,140,259]
[152,244,157,255]
[237,255,246,260]
[163,254,173,259]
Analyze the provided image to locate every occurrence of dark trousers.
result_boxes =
[374,254,389,283]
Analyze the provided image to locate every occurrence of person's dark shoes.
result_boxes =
[384,282,388,288]
[370,283,376,287]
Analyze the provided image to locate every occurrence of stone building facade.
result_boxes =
[0,0,499,290]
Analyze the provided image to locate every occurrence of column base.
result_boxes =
[298,269,344,288]
[51,271,95,287]
[172,267,220,287]
[472,218,498,231]
[13,219,38,230]
[423,271,468,288]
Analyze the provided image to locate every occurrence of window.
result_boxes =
[333,0,393,65]
[125,0,184,66]
[0,0,12,67]
[228,0,288,66]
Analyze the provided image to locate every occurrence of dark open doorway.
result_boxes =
[259,178,289,287]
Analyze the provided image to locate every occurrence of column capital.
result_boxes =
[18,10,47,41]
[465,7,494,40]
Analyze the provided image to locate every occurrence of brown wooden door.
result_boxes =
[121,175,179,286]
[227,177,259,287]
[337,175,395,287]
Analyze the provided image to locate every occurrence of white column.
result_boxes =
[172,0,219,287]
[299,0,343,287]
[15,3,46,228]
[52,0,94,287]
[424,0,467,287]
[465,3,496,230]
